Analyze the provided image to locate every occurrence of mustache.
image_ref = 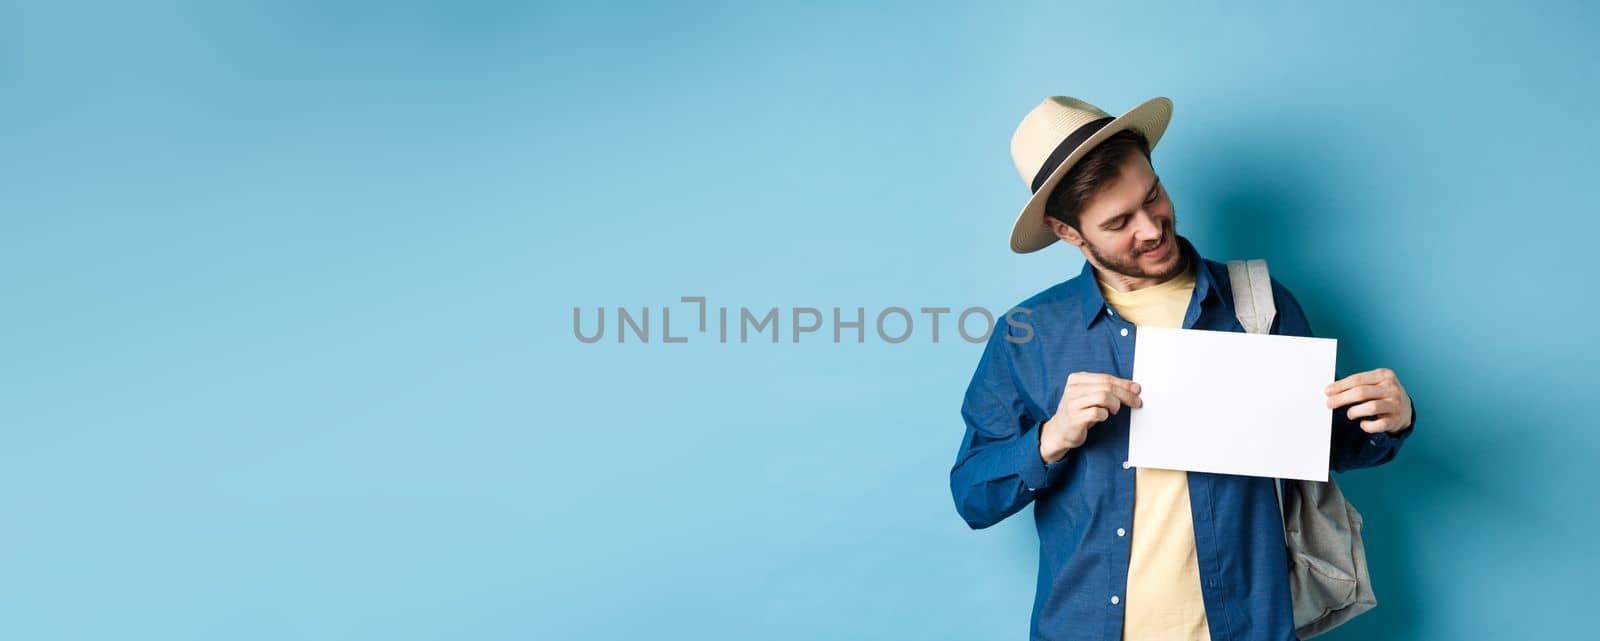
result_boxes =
[1133,230,1170,254]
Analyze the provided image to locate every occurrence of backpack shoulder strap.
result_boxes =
[1227,259,1289,535]
[1226,258,1276,335]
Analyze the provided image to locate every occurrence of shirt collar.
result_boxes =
[1075,234,1219,329]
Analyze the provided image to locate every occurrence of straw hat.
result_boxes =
[1008,96,1173,253]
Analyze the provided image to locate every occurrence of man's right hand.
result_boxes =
[1040,372,1143,464]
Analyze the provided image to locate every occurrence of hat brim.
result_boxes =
[1009,97,1174,253]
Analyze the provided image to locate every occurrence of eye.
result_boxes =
[1145,187,1160,204]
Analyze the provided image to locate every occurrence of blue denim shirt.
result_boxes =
[949,236,1413,641]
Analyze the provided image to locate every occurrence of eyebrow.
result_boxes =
[1099,176,1162,230]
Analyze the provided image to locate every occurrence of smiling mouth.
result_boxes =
[1138,235,1169,258]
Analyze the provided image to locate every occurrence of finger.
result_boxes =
[1064,382,1103,406]
[1359,417,1393,434]
[1067,372,1114,387]
[1068,394,1120,418]
[1079,406,1110,425]
[1345,399,1395,421]
[1325,384,1387,410]
[1325,368,1395,396]
[1102,382,1142,409]
[1067,381,1128,401]
[1107,376,1141,396]
[1068,372,1139,393]
[1077,379,1143,406]
[1072,389,1123,416]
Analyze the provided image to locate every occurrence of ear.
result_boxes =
[1045,217,1084,247]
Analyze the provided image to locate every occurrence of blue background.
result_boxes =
[4,1,1596,639]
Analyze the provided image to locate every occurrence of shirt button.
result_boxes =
[1122,461,1131,469]
[1110,595,1120,605]
[1120,328,1129,337]
[1117,528,1126,537]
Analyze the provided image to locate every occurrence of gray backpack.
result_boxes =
[1227,259,1378,639]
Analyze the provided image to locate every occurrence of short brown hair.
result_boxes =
[1044,129,1153,229]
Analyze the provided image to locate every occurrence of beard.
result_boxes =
[1082,216,1186,282]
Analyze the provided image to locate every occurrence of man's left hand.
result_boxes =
[1325,368,1413,434]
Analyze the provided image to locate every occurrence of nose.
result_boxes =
[1131,210,1163,244]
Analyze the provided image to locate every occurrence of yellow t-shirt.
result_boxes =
[1097,262,1211,641]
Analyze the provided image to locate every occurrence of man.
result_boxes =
[949,96,1415,641]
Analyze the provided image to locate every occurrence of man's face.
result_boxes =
[1047,153,1184,285]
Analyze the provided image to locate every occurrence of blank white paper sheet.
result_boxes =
[1127,327,1337,482]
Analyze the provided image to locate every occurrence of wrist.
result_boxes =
[1039,418,1069,464]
